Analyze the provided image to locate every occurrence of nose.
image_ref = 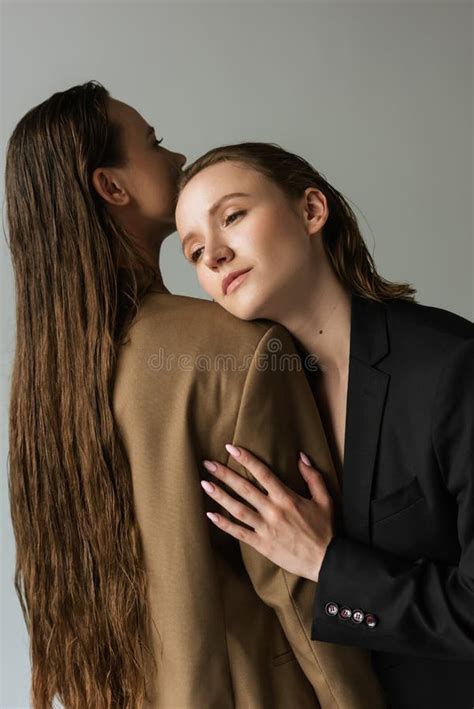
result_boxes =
[203,242,234,270]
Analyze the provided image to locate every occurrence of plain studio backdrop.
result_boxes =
[0,1,472,706]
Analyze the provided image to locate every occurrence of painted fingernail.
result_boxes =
[201,480,215,493]
[299,451,311,466]
[225,443,241,457]
[203,460,217,471]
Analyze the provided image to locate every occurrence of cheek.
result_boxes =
[248,210,302,264]
[140,160,176,213]
[197,268,217,299]
[255,230,305,277]
[130,164,161,202]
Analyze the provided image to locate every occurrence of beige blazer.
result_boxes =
[112,286,387,709]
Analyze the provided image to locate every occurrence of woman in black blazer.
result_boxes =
[175,141,474,708]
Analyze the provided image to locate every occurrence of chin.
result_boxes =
[225,298,264,322]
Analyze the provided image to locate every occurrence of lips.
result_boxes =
[222,268,252,296]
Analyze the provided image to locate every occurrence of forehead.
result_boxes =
[176,162,269,221]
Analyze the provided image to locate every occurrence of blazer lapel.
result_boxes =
[342,295,391,544]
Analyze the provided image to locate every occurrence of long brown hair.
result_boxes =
[5,81,160,707]
[178,142,417,302]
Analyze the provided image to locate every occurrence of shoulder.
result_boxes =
[384,297,473,339]
[383,297,473,362]
[121,291,293,360]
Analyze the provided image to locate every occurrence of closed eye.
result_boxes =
[153,137,164,148]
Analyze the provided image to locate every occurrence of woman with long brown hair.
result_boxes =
[5,80,185,706]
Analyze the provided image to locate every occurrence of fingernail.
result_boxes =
[207,512,219,522]
[201,480,215,493]
[225,444,241,457]
[299,451,311,466]
[203,460,217,471]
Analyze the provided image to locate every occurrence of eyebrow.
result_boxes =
[180,192,251,254]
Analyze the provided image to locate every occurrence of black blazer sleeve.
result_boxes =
[310,337,474,659]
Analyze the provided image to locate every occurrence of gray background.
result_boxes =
[1,1,472,706]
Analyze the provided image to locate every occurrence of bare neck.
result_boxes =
[271,259,352,381]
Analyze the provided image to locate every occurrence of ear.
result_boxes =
[301,187,328,236]
[91,166,130,208]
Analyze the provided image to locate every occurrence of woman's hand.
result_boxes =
[200,445,335,582]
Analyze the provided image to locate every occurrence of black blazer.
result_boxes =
[309,293,474,708]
